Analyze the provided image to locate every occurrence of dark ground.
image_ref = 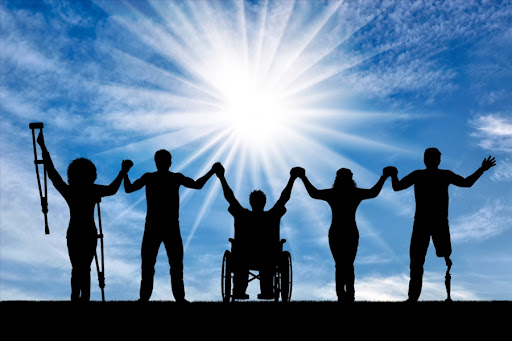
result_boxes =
[1,300,510,337]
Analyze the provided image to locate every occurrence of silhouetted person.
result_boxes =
[124,150,216,302]
[296,167,392,303]
[214,163,297,299]
[37,132,129,301]
[389,148,496,302]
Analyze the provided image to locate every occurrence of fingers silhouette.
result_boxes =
[481,156,496,171]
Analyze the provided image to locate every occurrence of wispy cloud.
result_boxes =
[451,199,512,243]
[489,158,512,182]
[470,114,512,152]
[338,1,512,103]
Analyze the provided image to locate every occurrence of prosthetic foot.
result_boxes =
[444,256,452,302]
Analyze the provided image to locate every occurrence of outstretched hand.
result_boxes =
[383,166,398,177]
[122,159,133,173]
[481,156,496,171]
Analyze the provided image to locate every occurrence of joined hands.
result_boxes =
[383,166,398,178]
[122,160,133,173]
[212,162,225,177]
[290,167,305,179]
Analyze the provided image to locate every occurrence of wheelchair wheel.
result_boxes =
[221,250,232,303]
[280,251,292,302]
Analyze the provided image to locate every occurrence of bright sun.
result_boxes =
[212,63,293,149]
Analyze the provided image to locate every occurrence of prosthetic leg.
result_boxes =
[93,198,106,301]
[445,256,452,302]
[29,122,49,235]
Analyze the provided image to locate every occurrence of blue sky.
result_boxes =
[1,0,511,301]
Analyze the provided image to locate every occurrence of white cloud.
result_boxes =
[356,272,479,302]
[470,114,512,152]
[451,200,512,243]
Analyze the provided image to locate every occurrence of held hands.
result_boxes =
[481,156,496,172]
[122,159,133,173]
[383,166,398,178]
[212,162,225,177]
[290,167,305,179]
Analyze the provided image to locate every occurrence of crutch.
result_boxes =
[29,122,49,235]
[445,256,452,302]
[93,198,106,301]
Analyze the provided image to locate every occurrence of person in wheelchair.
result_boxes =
[214,163,298,299]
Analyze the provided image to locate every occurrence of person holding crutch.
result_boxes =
[37,132,131,301]
[388,148,495,302]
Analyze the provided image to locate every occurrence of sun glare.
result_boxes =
[90,0,408,252]
[211,62,293,149]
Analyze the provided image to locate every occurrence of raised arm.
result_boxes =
[124,163,146,193]
[214,163,240,207]
[450,156,496,188]
[388,166,415,191]
[359,169,389,199]
[274,170,298,208]
[181,165,216,190]
[99,160,132,197]
[295,167,329,201]
[37,132,67,195]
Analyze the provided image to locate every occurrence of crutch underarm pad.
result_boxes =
[29,122,44,129]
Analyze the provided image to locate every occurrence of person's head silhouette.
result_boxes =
[155,149,172,171]
[333,168,357,189]
[424,147,441,169]
[67,158,97,186]
[249,190,266,212]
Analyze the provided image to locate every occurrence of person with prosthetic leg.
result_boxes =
[389,148,496,302]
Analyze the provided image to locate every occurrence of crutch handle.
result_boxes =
[29,122,44,129]
[41,197,48,214]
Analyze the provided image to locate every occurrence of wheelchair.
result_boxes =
[221,237,292,302]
